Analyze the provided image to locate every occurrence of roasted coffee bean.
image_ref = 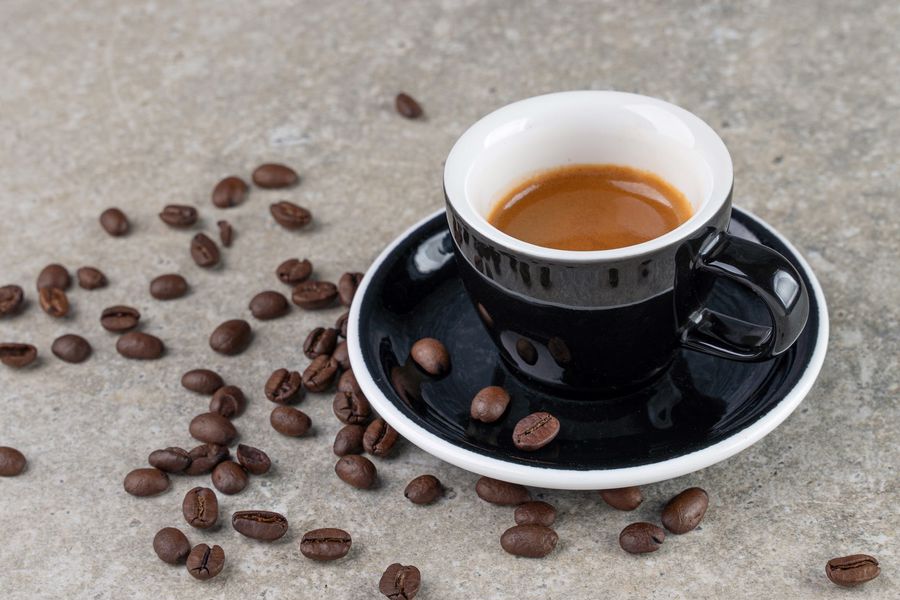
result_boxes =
[0,285,24,316]
[190,233,220,268]
[189,412,237,445]
[303,355,339,392]
[661,487,709,534]
[116,331,164,359]
[100,305,140,332]
[337,369,358,393]
[38,287,68,317]
[470,386,510,423]
[149,447,192,473]
[51,334,91,363]
[186,543,224,580]
[159,204,198,228]
[253,163,299,188]
[292,280,337,309]
[209,385,246,418]
[363,418,399,457]
[619,522,666,554]
[123,467,170,497]
[265,368,303,404]
[211,176,248,208]
[0,447,27,476]
[76,267,107,290]
[501,525,559,558]
[515,501,557,526]
[217,220,233,246]
[276,258,313,284]
[332,389,371,425]
[233,511,289,541]
[335,455,377,489]
[37,264,71,290]
[209,319,252,355]
[153,527,191,564]
[826,554,880,587]
[181,369,224,395]
[338,272,363,306]
[380,563,421,600]
[332,341,350,370]
[404,475,443,505]
[0,343,38,368]
[599,486,643,511]
[395,93,423,119]
[512,412,560,451]
[249,290,289,320]
[516,338,538,365]
[410,337,450,376]
[211,460,248,495]
[300,528,352,561]
[182,487,218,529]
[270,201,311,230]
[99,207,129,236]
[236,444,271,475]
[184,443,229,476]
[270,406,311,437]
[150,274,188,300]
[303,327,338,359]
[333,424,366,456]
[475,476,530,505]
[336,311,349,337]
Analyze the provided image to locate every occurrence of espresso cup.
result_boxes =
[444,91,810,393]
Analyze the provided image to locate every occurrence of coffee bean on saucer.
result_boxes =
[212,176,248,208]
[159,204,198,228]
[149,447,192,473]
[189,412,237,445]
[209,319,252,355]
[475,476,530,505]
[501,525,558,558]
[100,305,140,332]
[0,285,24,316]
[209,385,246,418]
[99,207,129,236]
[38,287,68,317]
[826,554,880,587]
[599,486,643,511]
[182,486,218,529]
[51,334,91,363]
[123,467,169,497]
[619,522,665,554]
[363,418,399,457]
[661,487,709,534]
[515,501,557,526]
[190,233,220,268]
[233,511,289,541]
[332,341,350,371]
[338,272,363,306]
[211,460,248,495]
[37,264,71,290]
[181,369,224,395]
[379,563,421,600]
[300,528,352,561]
[512,412,560,451]
[270,201,311,230]
[303,327,338,359]
[334,455,377,489]
[186,543,224,580]
[0,447,27,476]
[303,355,339,392]
[395,93,423,119]
[332,389,371,425]
[235,444,270,475]
[76,267,107,290]
[0,343,38,368]
[153,527,191,564]
[265,368,303,404]
[217,220,233,247]
[270,406,311,437]
[337,369,358,393]
[116,332,164,359]
[184,443,229,476]
[253,163,299,189]
[404,475,443,505]
[336,311,349,338]
[333,424,365,456]
[276,258,312,285]
[292,280,337,309]
[410,337,450,376]
[470,386,510,423]
[249,290,289,320]
[150,274,188,300]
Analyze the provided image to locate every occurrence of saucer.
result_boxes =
[347,208,827,489]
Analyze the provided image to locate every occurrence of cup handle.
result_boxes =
[679,231,810,360]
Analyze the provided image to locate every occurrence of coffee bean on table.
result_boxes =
[333,424,366,456]
[332,341,350,370]
[233,511,289,541]
[123,467,170,497]
[99,207,129,236]
[661,487,709,534]
[303,327,338,359]
[38,287,69,318]
[300,528,352,561]
[270,406,311,437]
[404,475,443,505]
[380,563,421,600]
[512,412,560,451]
[332,389,371,425]
[189,412,237,445]
[209,385,246,418]
[337,369,358,393]
[249,290,289,320]
[265,368,303,404]
[0,447,27,476]
[150,274,188,300]
[149,447,192,473]
[211,460,248,495]
[410,337,450,376]
[0,343,38,368]
[184,443,229,476]
[212,176,248,208]
[515,501,557,526]
[276,258,313,284]
[501,525,559,558]
[100,305,140,332]
[182,487,218,529]
[338,272,363,306]
[475,476,530,505]
[826,554,880,587]
[236,444,271,475]
[270,201,312,230]
[153,527,191,564]
[217,220,233,247]
[76,267,107,290]
[209,319,252,355]
[292,280,337,309]
[116,331,164,359]
[37,264,71,290]
[619,522,666,554]
[51,334,91,363]
[395,93,424,119]
[0,285,24,316]
[181,369,224,394]
[336,311,349,337]
[363,418,399,457]
[599,486,643,511]
[186,543,225,580]
[159,204,198,228]
[470,386,510,423]
[190,233,220,268]
[334,455,377,489]
[252,163,299,189]
[303,355,339,392]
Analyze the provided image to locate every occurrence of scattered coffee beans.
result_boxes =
[292,280,337,309]
[186,543,224,580]
[236,444,271,475]
[211,176,248,208]
[337,369,358,393]
[270,406,311,437]
[826,554,880,587]
[190,233,220,268]
[515,501,557,527]
[333,424,366,456]
[38,286,69,317]
[404,475,443,505]
[182,486,219,529]
[184,443,229,476]
[599,486,643,511]
[300,528,352,561]
[332,340,350,370]
[211,460,249,495]
[0,447,27,476]
[332,389,371,425]
[116,331,164,359]
[475,476,530,505]
[51,334,91,363]
[37,263,71,290]
[380,563,421,600]
[209,385,246,418]
[159,204,198,228]
[501,524,558,558]
[217,220,233,246]
[470,386,510,423]
[410,337,450,376]
[338,272,363,306]
[303,327,338,359]
[123,467,170,497]
[249,290,289,320]
[0,285,24,316]
[99,207,129,236]
[76,266,107,290]
[153,527,191,564]
[232,510,289,541]
[363,418,399,457]
[189,412,237,445]
[0,343,38,368]
[619,522,666,554]
[661,487,709,534]
[265,368,303,404]
[100,305,140,332]
[512,412,560,451]
[149,447,192,473]
[276,258,313,284]
[395,93,424,119]
[270,201,312,230]
[181,368,224,395]
[252,163,299,189]
[336,311,349,337]
[209,319,252,355]
[150,274,188,300]
[303,355,339,392]
[334,455,377,489]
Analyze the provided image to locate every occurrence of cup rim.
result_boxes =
[443,90,734,262]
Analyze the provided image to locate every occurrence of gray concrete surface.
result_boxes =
[0,1,897,598]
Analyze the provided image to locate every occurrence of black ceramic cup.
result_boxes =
[444,91,809,394]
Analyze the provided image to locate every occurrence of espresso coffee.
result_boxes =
[488,164,692,251]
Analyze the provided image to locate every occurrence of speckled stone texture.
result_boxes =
[0,1,897,598]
